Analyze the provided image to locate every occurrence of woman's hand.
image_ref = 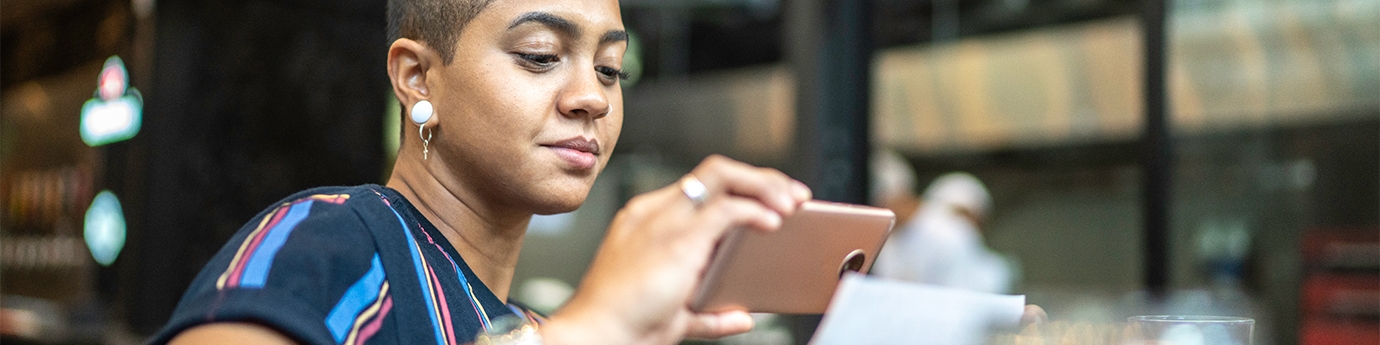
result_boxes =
[543,155,811,345]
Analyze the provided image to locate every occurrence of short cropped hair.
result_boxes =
[387,0,495,65]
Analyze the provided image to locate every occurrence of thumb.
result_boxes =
[684,310,755,340]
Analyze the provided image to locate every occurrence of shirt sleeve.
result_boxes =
[149,191,383,345]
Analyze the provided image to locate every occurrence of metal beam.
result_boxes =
[787,0,874,204]
[1140,0,1170,297]
[785,0,874,341]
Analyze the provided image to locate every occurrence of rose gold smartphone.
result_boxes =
[690,200,896,314]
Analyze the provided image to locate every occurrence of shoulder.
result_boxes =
[151,185,399,345]
[213,184,393,280]
[220,186,391,280]
[279,185,392,219]
[243,185,407,249]
[263,185,393,242]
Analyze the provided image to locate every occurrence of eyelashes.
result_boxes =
[596,66,631,81]
[516,53,629,82]
[517,53,559,66]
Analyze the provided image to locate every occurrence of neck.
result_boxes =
[386,152,530,301]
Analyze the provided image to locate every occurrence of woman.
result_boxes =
[155,0,811,344]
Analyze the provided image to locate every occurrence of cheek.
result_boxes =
[604,91,624,135]
[601,108,624,152]
[467,65,556,139]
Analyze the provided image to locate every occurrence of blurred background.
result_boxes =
[1,0,1375,344]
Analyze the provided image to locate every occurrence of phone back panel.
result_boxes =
[691,201,896,314]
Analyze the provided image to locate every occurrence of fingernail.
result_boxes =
[765,213,782,228]
[728,312,755,330]
[792,180,811,198]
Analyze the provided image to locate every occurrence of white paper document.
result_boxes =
[810,273,1026,345]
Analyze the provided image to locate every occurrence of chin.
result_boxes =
[528,181,592,215]
[521,157,606,214]
[531,196,586,215]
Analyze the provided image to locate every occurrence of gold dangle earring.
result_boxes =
[411,100,434,160]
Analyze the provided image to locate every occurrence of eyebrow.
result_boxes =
[600,30,628,45]
[509,11,628,45]
[510,12,581,37]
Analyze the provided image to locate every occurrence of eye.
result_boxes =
[516,53,559,68]
[596,66,630,82]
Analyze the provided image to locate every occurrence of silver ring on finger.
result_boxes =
[680,174,708,208]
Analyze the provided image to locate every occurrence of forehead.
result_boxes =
[477,0,623,32]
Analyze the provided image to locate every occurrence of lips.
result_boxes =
[545,137,601,155]
[542,137,600,170]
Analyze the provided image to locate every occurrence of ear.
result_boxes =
[387,38,440,123]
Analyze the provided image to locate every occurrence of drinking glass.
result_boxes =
[1126,315,1254,345]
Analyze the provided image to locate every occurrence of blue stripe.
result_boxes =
[385,204,447,345]
[240,201,314,288]
[435,246,490,329]
[324,254,386,343]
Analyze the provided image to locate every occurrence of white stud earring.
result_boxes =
[412,100,434,160]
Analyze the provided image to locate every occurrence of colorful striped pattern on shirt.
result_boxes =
[351,292,392,345]
[418,222,493,330]
[378,193,456,345]
[216,194,350,289]
[507,304,545,326]
[325,254,393,345]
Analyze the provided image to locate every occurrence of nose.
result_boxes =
[556,67,611,120]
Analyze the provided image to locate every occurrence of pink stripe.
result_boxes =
[430,267,457,345]
[425,230,489,330]
[425,233,489,330]
[355,296,393,345]
[419,223,435,243]
[228,206,290,287]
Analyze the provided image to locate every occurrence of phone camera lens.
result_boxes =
[839,249,866,278]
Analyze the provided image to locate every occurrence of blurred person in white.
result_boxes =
[870,150,1016,294]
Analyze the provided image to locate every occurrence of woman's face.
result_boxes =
[429,0,625,215]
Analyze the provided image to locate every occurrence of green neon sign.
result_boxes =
[80,56,143,147]
[84,190,127,267]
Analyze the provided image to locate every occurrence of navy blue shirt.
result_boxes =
[151,185,539,345]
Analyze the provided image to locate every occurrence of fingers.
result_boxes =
[690,155,811,215]
[684,311,755,340]
[1020,305,1048,328]
[580,155,806,344]
[787,179,812,203]
[698,197,782,236]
